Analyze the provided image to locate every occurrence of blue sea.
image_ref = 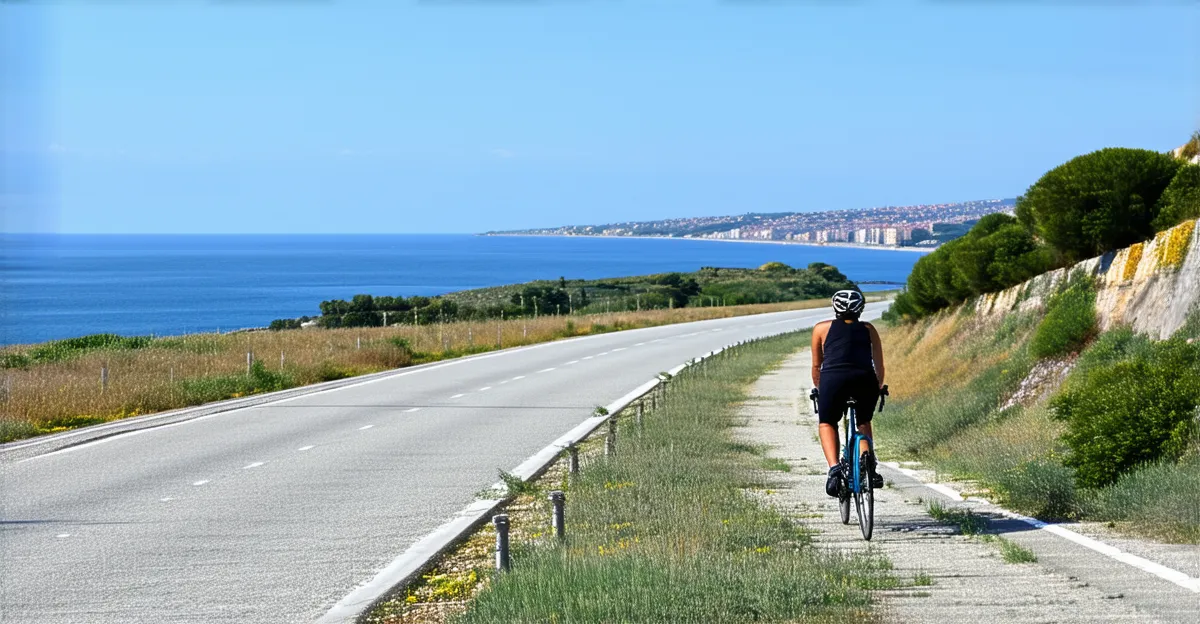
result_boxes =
[0,235,923,346]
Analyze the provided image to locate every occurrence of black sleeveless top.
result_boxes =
[821,319,874,373]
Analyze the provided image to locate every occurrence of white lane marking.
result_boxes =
[537,368,556,373]
[403,408,420,413]
[712,328,724,332]
[498,380,510,385]
[611,347,626,352]
[160,497,174,502]
[243,462,265,470]
[450,393,465,399]
[880,461,1200,593]
[359,425,375,430]
[298,445,315,451]
[512,375,526,380]
[634,342,646,346]
[582,356,594,360]
[479,386,492,392]
[56,533,71,539]
[651,338,664,343]
[596,352,609,357]
[564,360,580,366]
[192,480,209,486]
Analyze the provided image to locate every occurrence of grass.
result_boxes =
[759,456,793,472]
[926,501,987,536]
[0,297,836,444]
[446,332,894,624]
[1083,453,1200,544]
[996,538,1038,564]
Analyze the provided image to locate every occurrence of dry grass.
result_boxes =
[0,298,850,442]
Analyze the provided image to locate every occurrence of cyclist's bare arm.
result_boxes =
[864,322,885,388]
[811,320,831,386]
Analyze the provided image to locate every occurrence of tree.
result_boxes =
[1152,164,1200,230]
[1015,148,1181,261]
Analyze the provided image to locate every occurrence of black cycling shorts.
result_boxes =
[817,369,879,426]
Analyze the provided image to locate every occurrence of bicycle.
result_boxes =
[810,384,889,541]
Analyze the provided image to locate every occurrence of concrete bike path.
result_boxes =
[735,349,1198,624]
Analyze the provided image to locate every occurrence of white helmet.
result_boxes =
[831,290,865,317]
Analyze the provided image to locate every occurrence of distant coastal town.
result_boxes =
[485,198,1017,248]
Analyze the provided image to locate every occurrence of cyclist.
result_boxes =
[811,289,885,496]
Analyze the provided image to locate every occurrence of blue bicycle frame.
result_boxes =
[841,398,873,495]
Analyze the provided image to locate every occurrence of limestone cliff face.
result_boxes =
[973,219,1199,339]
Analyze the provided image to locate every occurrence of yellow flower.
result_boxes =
[405,595,418,604]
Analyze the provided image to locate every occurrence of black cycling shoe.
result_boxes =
[862,452,884,489]
[825,465,842,497]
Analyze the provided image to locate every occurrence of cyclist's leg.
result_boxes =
[817,371,851,466]
[817,372,851,497]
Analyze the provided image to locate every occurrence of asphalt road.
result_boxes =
[0,304,881,624]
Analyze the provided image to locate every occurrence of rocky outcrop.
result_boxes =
[973,219,1199,339]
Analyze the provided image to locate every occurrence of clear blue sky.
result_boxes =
[5,1,1198,234]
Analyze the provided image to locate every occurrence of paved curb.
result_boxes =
[314,336,785,624]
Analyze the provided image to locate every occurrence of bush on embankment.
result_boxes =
[1029,273,1098,359]
[1052,331,1200,488]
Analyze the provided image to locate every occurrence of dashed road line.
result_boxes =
[611,347,626,352]
[243,462,265,470]
[450,393,465,399]
[403,408,420,413]
[359,425,375,430]
[160,497,174,502]
[192,480,209,487]
[537,368,556,373]
[479,386,492,392]
[582,356,594,360]
[298,445,315,451]
[56,534,70,539]
[564,360,580,365]
[634,342,646,346]
[512,375,526,380]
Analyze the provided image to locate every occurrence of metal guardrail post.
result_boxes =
[605,417,617,456]
[549,490,565,539]
[493,514,510,572]
[636,402,644,429]
[567,442,579,476]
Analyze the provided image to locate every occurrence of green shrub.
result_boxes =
[1153,164,1200,230]
[1052,336,1200,488]
[1015,148,1181,262]
[1085,454,1200,543]
[993,459,1079,520]
[1030,275,1097,358]
[888,215,1052,321]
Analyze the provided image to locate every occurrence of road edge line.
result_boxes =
[880,461,1200,594]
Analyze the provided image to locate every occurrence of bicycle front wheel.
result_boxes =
[839,487,851,524]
